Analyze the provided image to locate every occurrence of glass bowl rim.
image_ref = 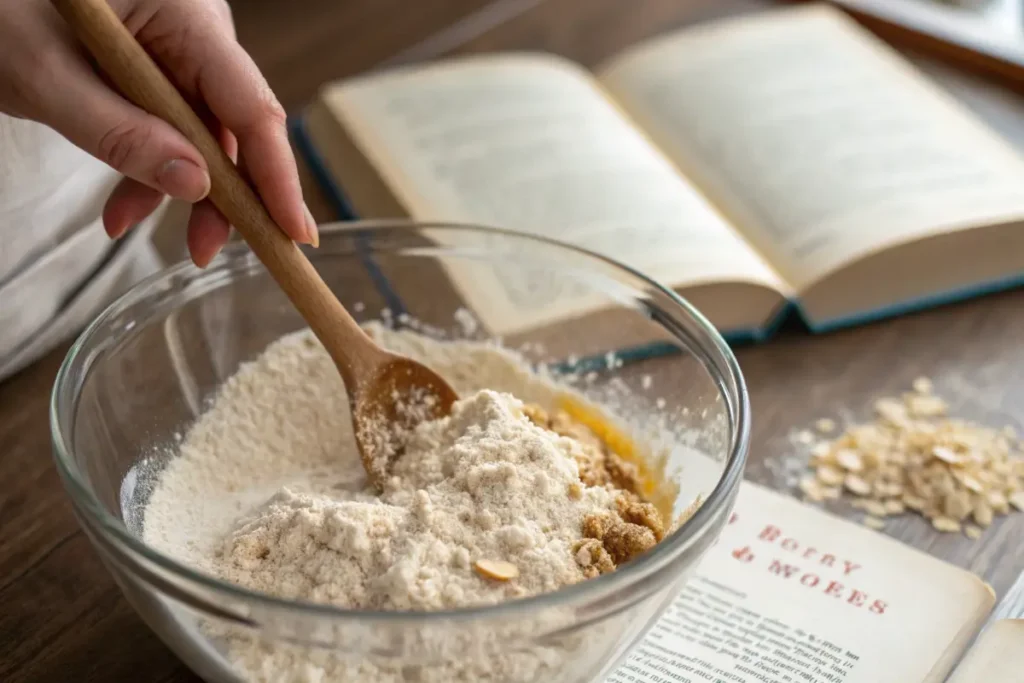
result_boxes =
[50,219,750,624]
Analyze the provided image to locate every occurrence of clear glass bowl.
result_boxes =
[51,221,750,683]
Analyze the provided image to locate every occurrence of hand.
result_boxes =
[0,0,317,267]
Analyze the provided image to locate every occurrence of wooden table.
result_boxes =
[3,1,1024,680]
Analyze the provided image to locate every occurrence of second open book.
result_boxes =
[615,480,1021,683]
[295,3,1024,341]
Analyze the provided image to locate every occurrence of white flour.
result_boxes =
[141,324,656,682]
[220,388,617,610]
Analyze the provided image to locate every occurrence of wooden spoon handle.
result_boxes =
[52,0,381,381]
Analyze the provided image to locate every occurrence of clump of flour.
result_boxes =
[221,388,617,610]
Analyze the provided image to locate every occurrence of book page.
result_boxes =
[599,5,1024,291]
[321,54,786,332]
[946,620,1024,682]
[987,567,1024,628]
[608,482,994,683]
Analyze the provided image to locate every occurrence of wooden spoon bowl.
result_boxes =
[54,0,458,489]
[353,354,459,485]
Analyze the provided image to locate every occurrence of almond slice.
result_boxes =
[474,559,519,581]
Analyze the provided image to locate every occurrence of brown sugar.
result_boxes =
[616,495,666,542]
[524,402,666,576]
[526,405,648,495]
[572,538,616,578]
[582,511,658,565]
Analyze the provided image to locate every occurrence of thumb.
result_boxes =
[34,53,211,203]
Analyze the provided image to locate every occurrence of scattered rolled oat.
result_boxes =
[835,449,863,472]
[844,474,872,496]
[912,377,933,394]
[796,380,1024,540]
[863,516,886,530]
[816,418,836,434]
[816,465,844,487]
[932,517,961,533]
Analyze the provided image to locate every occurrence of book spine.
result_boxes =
[796,273,1024,334]
[289,113,409,319]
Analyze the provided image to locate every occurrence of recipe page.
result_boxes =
[607,482,993,683]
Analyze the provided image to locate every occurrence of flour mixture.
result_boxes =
[144,324,666,608]
[139,323,679,681]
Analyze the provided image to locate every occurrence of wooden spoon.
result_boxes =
[53,0,458,488]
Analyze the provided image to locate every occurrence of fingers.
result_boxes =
[33,0,311,264]
[187,201,231,268]
[23,25,211,204]
[102,104,238,266]
[212,0,235,39]
[103,178,164,239]
[197,51,318,247]
[185,119,236,267]
[217,120,239,166]
[50,72,210,202]
[104,175,232,268]
[135,0,317,247]
[106,177,234,269]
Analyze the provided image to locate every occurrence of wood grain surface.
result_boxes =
[3,1,1024,681]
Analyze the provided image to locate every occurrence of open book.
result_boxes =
[609,481,1019,683]
[292,3,1024,342]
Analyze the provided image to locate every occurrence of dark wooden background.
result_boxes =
[3,1,1024,681]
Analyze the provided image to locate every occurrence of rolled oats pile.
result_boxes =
[796,378,1024,538]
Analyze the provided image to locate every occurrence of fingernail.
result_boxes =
[103,215,127,240]
[304,205,320,248]
[193,245,221,269]
[158,159,210,202]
